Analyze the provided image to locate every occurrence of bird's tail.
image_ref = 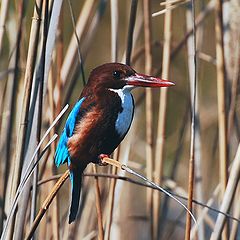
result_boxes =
[69,165,85,223]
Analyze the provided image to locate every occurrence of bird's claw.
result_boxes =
[98,154,109,166]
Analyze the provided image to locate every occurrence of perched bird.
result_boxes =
[54,63,174,223]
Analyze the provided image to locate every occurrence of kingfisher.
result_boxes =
[54,63,174,223]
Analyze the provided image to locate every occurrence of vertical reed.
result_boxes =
[126,0,138,66]
[215,0,228,238]
[186,1,204,239]
[185,0,197,239]
[143,1,154,239]
[1,1,240,239]
[210,143,240,240]
[9,0,42,206]
[0,0,9,54]
[93,165,104,240]
[154,0,172,238]
[104,2,119,239]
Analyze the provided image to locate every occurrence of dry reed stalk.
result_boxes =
[143,1,154,239]
[48,78,60,240]
[160,103,189,233]
[155,0,215,77]
[1,104,67,240]
[0,49,18,234]
[49,6,64,240]
[0,76,7,135]
[14,0,49,237]
[184,0,197,239]
[43,0,64,96]
[103,2,119,239]
[186,2,204,239]
[104,147,120,240]
[215,0,228,193]
[92,165,104,240]
[227,32,240,138]
[131,41,161,65]
[56,7,64,115]
[0,82,7,232]
[229,184,240,240]
[125,0,138,65]
[152,0,189,17]
[229,187,240,240]
[31,0,49,231]
[153,0,172,238]
[210,143,240,240]
[9,0,43,212]
[67,178,92,239]
[120,5,143,64]
[62,0,108,106]
[110,0,118,62]
[3,1,27,239]
[198,52,216,64]
[36,172,240,224]
[0,134,58,240]
[204,214,215,229]
[0,0,9,54]
[14,179,32,240]
[25,170,70,240]
[82,231,98,240]
[67,0,85,86]
[101,157,196,224]
[190,184,220,239]
[105,6,142,238]
[215,0,228,238]
[60,0,96,87]
[42,28,59,240]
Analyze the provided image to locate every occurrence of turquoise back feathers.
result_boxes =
[54,97,85,167]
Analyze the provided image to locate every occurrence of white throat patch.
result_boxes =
[109,87,134,137]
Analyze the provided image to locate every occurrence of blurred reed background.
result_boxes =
[0,0,240,239]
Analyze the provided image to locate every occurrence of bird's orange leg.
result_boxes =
[98,154,110,166]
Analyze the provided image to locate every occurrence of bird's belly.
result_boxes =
[114,92,134,137]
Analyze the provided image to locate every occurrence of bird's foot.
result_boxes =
[98,154,109,166]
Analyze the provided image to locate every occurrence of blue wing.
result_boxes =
[54,97,85,167]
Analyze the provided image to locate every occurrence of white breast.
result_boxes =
[110,87,134,137]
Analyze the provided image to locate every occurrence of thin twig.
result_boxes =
[37,172,240,224]
[67,0,85,85]
[155,0,215,76]
[60,0,95,90]
[101,158,196,224]
[152,0,189,17]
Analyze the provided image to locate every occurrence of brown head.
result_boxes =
[85,63,175,92]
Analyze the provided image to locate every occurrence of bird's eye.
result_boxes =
[113,71,121,80]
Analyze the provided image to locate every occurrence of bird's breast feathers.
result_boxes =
[109,88,134,137]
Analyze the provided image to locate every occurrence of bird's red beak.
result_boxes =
[125,73,175,88]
